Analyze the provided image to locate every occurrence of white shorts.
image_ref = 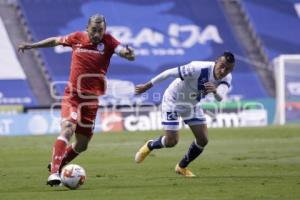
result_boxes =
[161,101,207,131]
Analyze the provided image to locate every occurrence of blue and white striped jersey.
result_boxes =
[163,61,232,105]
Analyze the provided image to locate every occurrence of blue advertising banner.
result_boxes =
[0,111,101,136]
[0,102,269,136]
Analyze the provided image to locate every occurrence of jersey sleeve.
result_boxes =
[58,32,79,47]
[150,68,179,85]
[107,34,121,52]
[178,62,201,80]
[218,73,232,88]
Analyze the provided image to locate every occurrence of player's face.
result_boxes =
[87,21,106,45]
[214,56,234,80]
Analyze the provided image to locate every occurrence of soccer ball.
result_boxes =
[60,164,86,189]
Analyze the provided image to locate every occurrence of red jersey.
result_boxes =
[59,31,120,96]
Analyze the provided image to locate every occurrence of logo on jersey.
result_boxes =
[97,43,105,54]
[181,65,195,78]
[166,112,178,121]
[70,112,78,120]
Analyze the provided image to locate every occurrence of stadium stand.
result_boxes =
[0,13,36,106]
[0,0,54,106]
[2,0,299,136]
[221,0,275,96]
[16,0,269,104]
[241,0,300,59]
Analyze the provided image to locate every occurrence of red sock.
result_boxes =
[60,145,79,170]
[51,136,68,174]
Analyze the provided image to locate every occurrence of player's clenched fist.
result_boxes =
[18,43,33,53]
[203,82,217,94]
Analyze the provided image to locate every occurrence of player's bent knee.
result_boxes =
[165,142,177,148]
[196,138,208,147]
[165,138,178,148]
[203,139,208,147]
[74,143,88,153]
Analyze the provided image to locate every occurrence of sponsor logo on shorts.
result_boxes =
[167,112,178,121]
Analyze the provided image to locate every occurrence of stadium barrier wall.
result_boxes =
[0,102,268,136]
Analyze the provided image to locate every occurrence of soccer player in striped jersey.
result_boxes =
[135,52,235,177]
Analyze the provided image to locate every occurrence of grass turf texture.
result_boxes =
[0,125,299,200]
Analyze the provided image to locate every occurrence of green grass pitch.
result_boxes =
[0,125,299,200]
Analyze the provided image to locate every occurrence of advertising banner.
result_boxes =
[0,101,267,136]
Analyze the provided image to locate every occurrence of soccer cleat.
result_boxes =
[47,173,61,186]
[47,163,51,172]
[135,140,152,163]
[175,164,196,177]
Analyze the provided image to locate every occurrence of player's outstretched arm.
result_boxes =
[18,37,60,53]
[135,67,179,95]
[135,82,153,94]
[119,45,135,61]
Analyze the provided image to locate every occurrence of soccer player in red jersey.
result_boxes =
[18,14,135,186]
